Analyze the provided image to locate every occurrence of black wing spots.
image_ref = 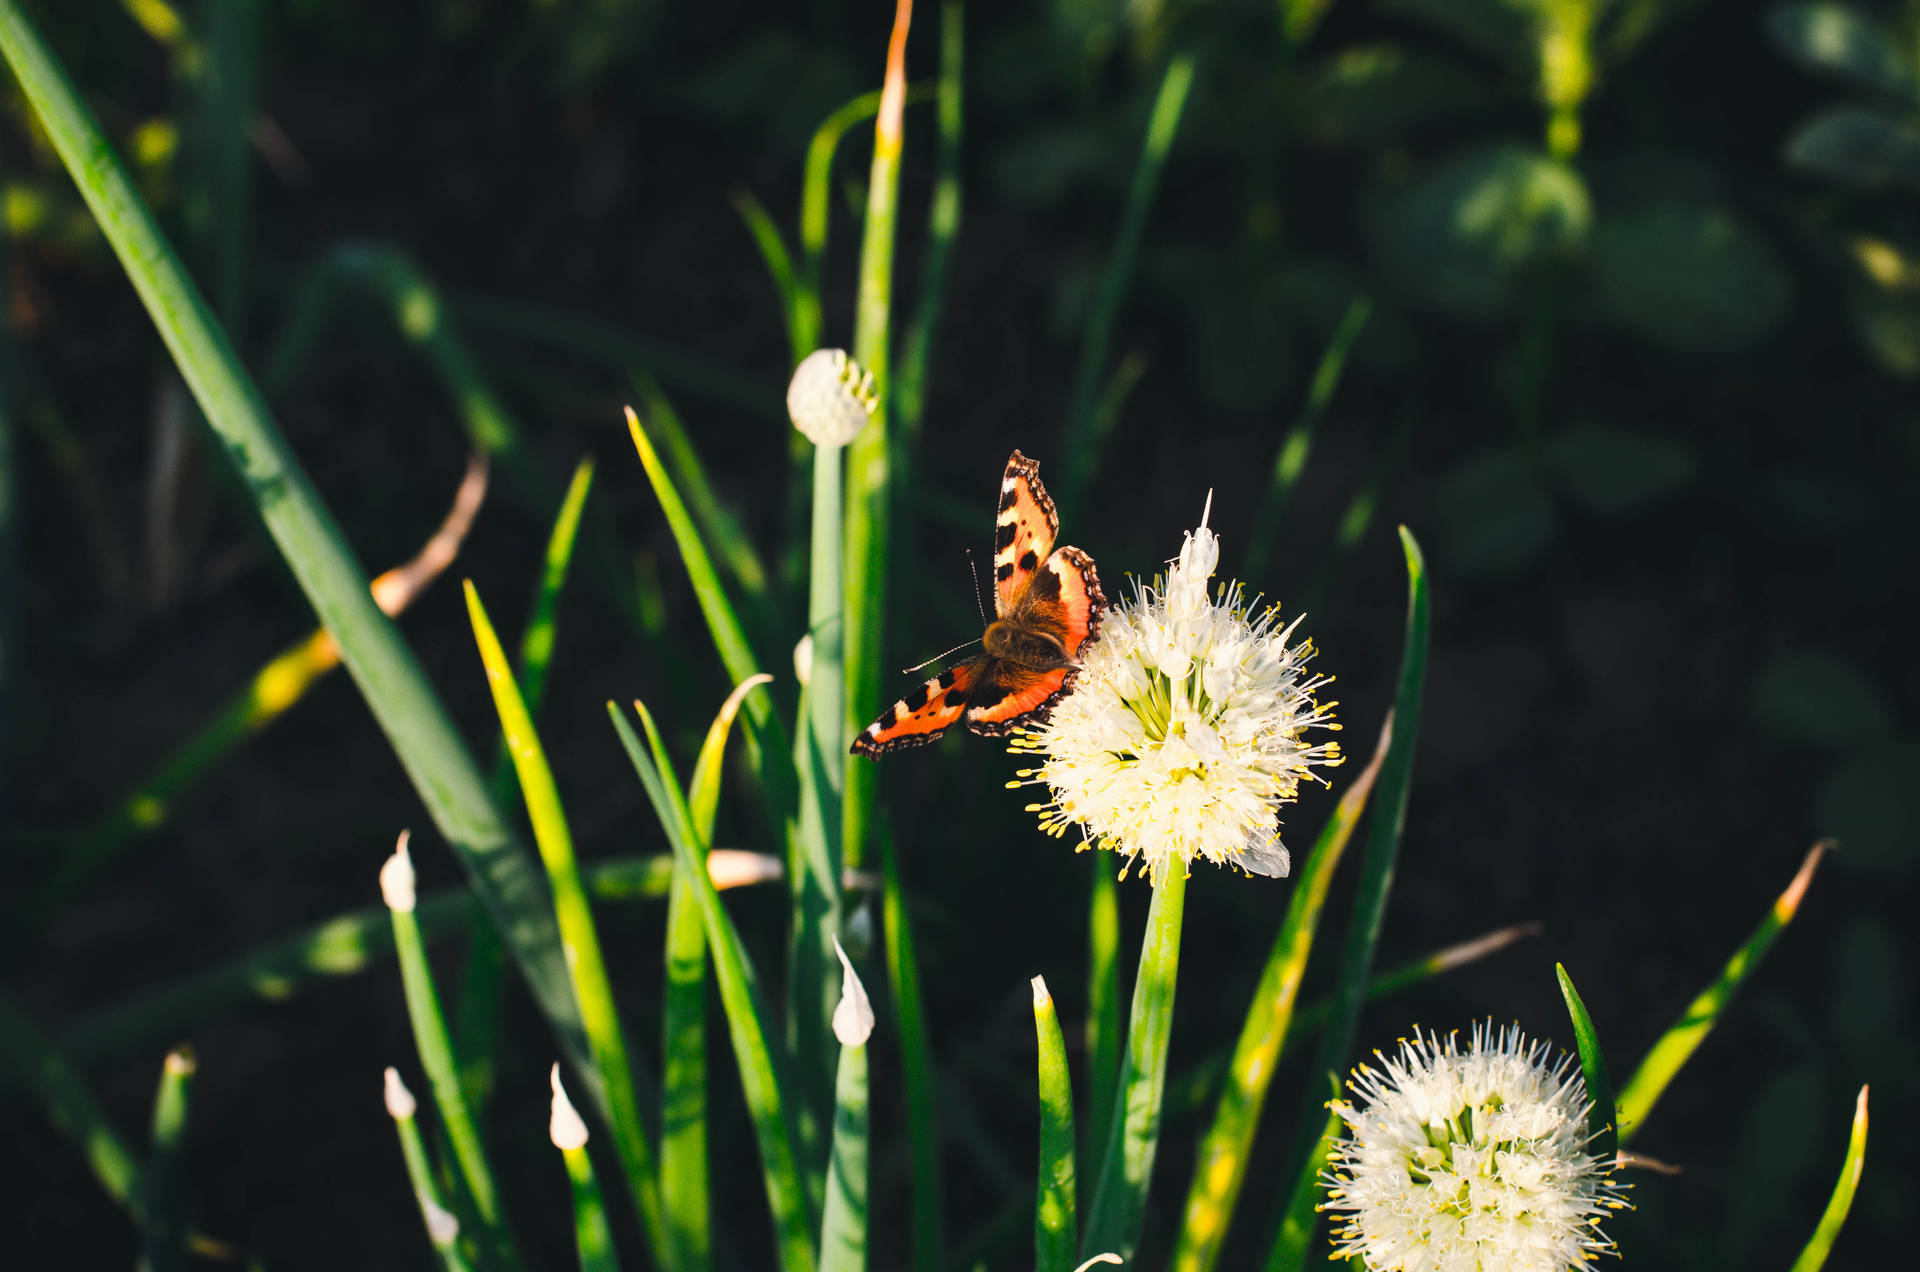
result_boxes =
[1018,549,1039,573]
[1026,561,1062,602]
[942,688,968,709]
[998,486,1019,512]
[994,521,1018,552]
[901,683,931,713]
[995,561,1015,582]
[936,667,959,689]
[879,706,900,731]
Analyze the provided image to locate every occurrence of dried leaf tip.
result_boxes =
[832,935,874,1047]
[1031,974,1052,1010]
[549,1063,589,1151]
[379,830,416,913]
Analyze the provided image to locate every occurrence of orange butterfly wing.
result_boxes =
[966,547,1107,734]
[851,661,979,756]
[992,451,1059,616]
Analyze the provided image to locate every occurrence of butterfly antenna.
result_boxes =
[901,636,982,676]
[965,548,989,626]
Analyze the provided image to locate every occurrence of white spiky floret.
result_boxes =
[1012,500,1341,885]
[1322,1023,1626,1272]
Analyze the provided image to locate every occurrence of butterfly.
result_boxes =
[852,450,1107,757]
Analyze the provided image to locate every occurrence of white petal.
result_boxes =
[383,1067,416,1120]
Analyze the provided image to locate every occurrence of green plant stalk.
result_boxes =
[1081,865,1189,1262]
[1266,1076,1342,1272]
[733,186,800,358]
[465,583,669,1265]
[393,1101,476,1272]
[1554,963,1617,1161]
[1083,865,1122,1192]
[1269,528,1428,1272]
[142,1047,196,1272]
[497,458,596,794]
[562,1143,621,1272]
[1172,711,1395,1272]
[0,0,600,1117]
[797,87,884,357]
[1788,1087,1870,1272]
[391,887,506,1231]
[463,459,597,1117]
[1243,293,1372,584]
[625,409,797,835]
[895,0,964,442]
[1032,976,1077,1272]
[1615,842,1827,1144]
[843,0,914,879]
[0,988,144,1217]
[794,438,848,1172]
[630,374,776,625]
[1057,52,1196,519]
[661,673,770,1271]
[49,852,775,1077]
[819,1036,870,1272]
[882,830,944,1272]
[613,702,818,1272]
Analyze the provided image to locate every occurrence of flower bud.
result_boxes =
[787,349,877,447]
[549,1063,589,1151]
[380,831,416,913]
[383,1067,416,1120]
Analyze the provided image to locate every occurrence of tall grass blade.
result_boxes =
[797,87,884,357]
[1554,963,1617,1161]
[1081,865,1189,1262]
[895,0,964,441]
[733,187,800,357]
[1083,866,1122,1191]
[1057,52,1197,518]
[882,829,944,1272]
[142,1047,196,1272]
[625,408,796,823]
[0,0,600,1114]
[1266,1075,1342,1272]
[386,835,512,1259]
[1243,294,1372,584]
[553,1068,622,1272]
[843,0,916,878]
[1788,1086,1870,1272]
[1032,975,1077,1272]
[1172,712,1394,1272]
[610,701,818,1272]
[0,988,143,1216]
[1270,527,1429,1270]
[1615,842,1828,1143]
[662,673,772,1271]
[465,583,668,1264]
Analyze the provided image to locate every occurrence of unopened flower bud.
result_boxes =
[549,1063,589,1151]
[787,349,877,447]
[380,831,416,912]
[383,1067,417,1120]
[831,936,874,1047]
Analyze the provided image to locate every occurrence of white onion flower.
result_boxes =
[786,348,878,448]
[1323,1024,1625,1272]
[1012,500,1340,884]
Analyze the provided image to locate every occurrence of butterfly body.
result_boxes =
[852,451,1106,757]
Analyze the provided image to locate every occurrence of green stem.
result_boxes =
[882,829,944,1272]
[1081,866,1189,1261]
[1083,865,1122,1192]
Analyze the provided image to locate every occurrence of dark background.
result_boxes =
[3,0,1914,1268]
